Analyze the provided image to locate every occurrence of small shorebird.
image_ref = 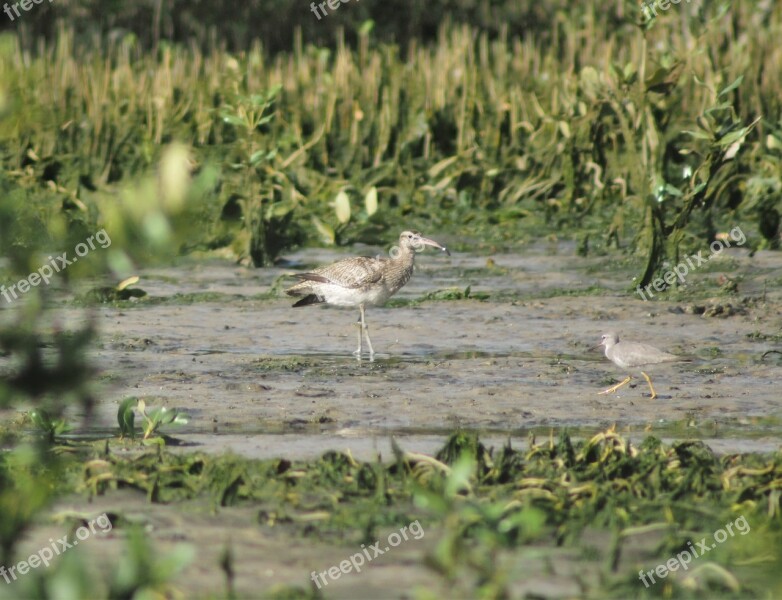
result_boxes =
[285,231,450,357]
[594,332,686,399]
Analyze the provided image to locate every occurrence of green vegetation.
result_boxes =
[2,1,780,275]
[1,0,781,597]
[0,428,780,597]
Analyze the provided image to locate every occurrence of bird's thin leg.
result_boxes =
[641,371,658,399]
[353,308,363,356]
[360,304,374,356]
[598,376,633,395]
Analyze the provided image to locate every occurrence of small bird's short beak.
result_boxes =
[418,237,451,256]
[590,343,603,351]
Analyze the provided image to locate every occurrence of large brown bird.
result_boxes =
[285,231,450,357]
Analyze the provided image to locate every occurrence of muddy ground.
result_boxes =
[3,238,781,598]
[87,239,782,451]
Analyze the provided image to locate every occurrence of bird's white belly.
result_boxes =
[320,283,391,307]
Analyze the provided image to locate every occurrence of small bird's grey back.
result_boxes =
[608,341,680,368]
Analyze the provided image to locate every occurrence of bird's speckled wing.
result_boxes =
[303,256,387,289]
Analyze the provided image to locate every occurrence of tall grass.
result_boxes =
[1,1,781,269]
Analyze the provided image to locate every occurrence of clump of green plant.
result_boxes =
[117,397,189,441]
[1,424,780,597]
[109,528,194,599]
[28,409,71,444]
[219,84,304,265]
[0,524,194,599]
[83,276,147,304]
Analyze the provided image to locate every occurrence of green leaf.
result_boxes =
[335,190,351,224]
[358,20,375,36]
[444,453,474,498]
[148,406,176,426]
[717,117,760,148]
[704,102,733,116]
[267,83,282,99]
[221,114,246,128]
[664,183,683,197]
[118,397,137,438]
[140,404,188,439]
[718,75,744,97]
[717,127,749,148]
[364,186,378,216]
[428,156,459,179]
[312,217,335,245]
[766,134,782,151]
[682,129,712,141]
[30,409,53,432]
[249,150,265,166]
[645,63,683,94]
[268,202,294,218]
[29,409,70,440]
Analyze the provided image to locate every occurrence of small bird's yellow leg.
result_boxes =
[641,371,657,399]
[598,376,632,395]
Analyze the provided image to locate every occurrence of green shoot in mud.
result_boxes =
[137,399,189,441]
[28,409,71,444]
[83,276,147,304]
[117,397,137,440]
[116,398,189,441]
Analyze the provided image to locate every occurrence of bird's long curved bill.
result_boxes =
[417,237,451,256]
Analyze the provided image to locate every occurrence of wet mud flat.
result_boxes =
[77,240,782,455]
[3,240,781,599]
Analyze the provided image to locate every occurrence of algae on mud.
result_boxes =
[0,429,780,598]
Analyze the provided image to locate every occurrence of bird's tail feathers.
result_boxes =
[294,273,330,284]
[292,294,325,307]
